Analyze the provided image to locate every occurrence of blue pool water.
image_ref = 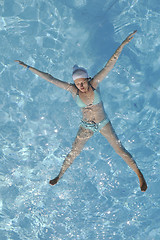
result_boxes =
[0,0,160,239]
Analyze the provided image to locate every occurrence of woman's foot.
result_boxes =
[49,176,59,186]
[138,174,147,192]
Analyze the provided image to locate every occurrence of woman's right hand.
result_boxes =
[15,60,28,68]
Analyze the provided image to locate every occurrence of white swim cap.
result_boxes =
[72,64,88,81]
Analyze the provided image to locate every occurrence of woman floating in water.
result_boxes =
[15,30,147,191]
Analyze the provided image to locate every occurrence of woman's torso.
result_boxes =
[73,83,107,123]
[81,102,107,123]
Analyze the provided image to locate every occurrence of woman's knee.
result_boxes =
[72,131,93,152]
[68,147,82,160]
[113,143,127,156]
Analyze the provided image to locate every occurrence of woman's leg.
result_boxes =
[100,122,147,191]
[49,126,94,185]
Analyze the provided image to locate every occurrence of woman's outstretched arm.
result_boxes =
[91,30,137,88]
[15,60,75,92]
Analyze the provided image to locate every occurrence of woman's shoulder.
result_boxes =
[69,83,78,94]
[89,78,99,89]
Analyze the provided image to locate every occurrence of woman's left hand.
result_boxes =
[122,30,137,45]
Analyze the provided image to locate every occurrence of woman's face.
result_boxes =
[74,78,89,92]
